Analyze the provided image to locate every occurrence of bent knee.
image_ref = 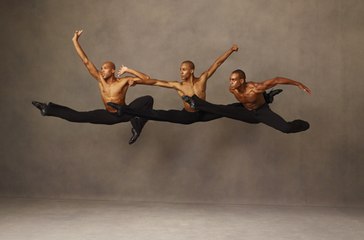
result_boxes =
[144,95,154,104]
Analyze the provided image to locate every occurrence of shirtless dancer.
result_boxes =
[182,69,310,133]
[32,30,153,144]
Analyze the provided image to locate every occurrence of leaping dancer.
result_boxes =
[32,30,153,144]
[181,69,311,133]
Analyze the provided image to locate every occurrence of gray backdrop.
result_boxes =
[1,0,363,207]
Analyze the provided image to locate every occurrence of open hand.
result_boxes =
[117,65,128,76]
[72,30,83,41]
[298,83,312,94]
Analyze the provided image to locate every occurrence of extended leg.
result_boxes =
[33,102,128,124]
[186,95,259,124]
[108,102,202,124]
[254,104,309,133]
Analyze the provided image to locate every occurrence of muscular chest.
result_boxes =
[99,82,127,97]
[180,82,205,96]
[234,87,257,103]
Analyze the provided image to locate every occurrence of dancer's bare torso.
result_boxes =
[230,82,265,111]
[177,78,206,112]
[98,78,129,113]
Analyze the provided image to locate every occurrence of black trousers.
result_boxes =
[190,95,309,133]
[119,101,243,124]
[46,95,154,131]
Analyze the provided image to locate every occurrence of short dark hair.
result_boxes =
[232,69,246,80]
[181,60,195,70]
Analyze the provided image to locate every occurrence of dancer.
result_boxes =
[32,30,153,144]
[182,69,311,133]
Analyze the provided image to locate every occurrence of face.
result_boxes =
[101,63,115,79]
[229,73,244,89]
[180,63,193,81]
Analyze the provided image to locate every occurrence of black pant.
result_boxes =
[46,95,154,131]
[190,95,309,133]
[119,101,243,124]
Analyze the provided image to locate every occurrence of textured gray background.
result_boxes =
[0,0,363,207]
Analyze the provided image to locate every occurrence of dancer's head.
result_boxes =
[180,60,195,81]
[100,61,116,79]
[229,69,246,89]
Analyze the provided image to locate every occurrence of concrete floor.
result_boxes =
[0,198,363,240]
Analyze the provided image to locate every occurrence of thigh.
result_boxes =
[199,101,258,123]
[198,111,222,122]
[48,103,130,125]
[128,95,154,110]
[86,110,130,124]
[151,109,200,124]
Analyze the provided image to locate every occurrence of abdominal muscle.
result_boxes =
[235,93,265,111]
[99,83,128,113]
[102,95,126,113]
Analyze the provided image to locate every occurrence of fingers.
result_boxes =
[117,65,128,76]
[303,87,312,94]
[74,29,83,36]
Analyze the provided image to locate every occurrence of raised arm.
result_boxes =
[72,30,99,81]
[256,77,311,94]
[117,65,150,80]
[200,44,239,81]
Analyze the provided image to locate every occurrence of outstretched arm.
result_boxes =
[117,65,150,80]
[128,78,181,90]
[72,30,99,81]
[200,44,239,82]
[256,77,311,94]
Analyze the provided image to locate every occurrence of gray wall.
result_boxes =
[1,0,363,207]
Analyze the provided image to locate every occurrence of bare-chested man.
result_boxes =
[181,69,311,133]
[107,45,244,123]
[32,30,153,144]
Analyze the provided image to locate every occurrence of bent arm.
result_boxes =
[257,77,311,94]
[72,30,99,81]
[200,44,239,81]
[117,65,150,80]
